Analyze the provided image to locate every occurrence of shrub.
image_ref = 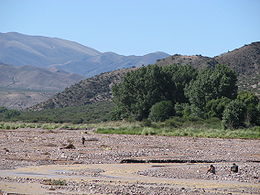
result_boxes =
[222,100,246,129]
[188,105,205,119]
[0,107,7,113]
[141,127,157,135]
[174,103,190,117]
[4,110,21,119]
[206,97,231,119]
[237,91,259,126]
[164,117,186,128]
[42,179,67,186]
[237,91,259,106]
[141,119,152,127]
[148,101,174,122]
[245,103,260,126]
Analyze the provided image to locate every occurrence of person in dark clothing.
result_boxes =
[207,164,216,174]
[82,137,86,145]
[230,163,238,173]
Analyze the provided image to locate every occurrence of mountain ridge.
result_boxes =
[0,32,169,77]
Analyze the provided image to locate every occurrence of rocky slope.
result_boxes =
[31,68,136,110]
[0,63,84,91]
[156,42,260,76]
[0,63,84,109]
[156,42,260,94]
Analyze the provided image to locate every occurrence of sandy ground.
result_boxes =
[0,128,259,194]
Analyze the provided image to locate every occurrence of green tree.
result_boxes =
[185,64,237,115]
[148,101,174,122]
[237,91,259,106]
[174,103,189,117]
[210,64,237,99]
[163,65,197,103]
[222,100,246,129]
[206,97,231,119]
[112,65,176,120]
[237,91,259,125]
[185,68,215,109]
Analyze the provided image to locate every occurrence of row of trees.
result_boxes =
[112,64,260,128]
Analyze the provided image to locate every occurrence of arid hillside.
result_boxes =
[30,68,136,110]
[31,42,260,110]
[0,63,84,109]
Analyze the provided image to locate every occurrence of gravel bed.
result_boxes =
[0,128,259,194]
[138,162,260,183]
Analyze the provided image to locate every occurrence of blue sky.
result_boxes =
[1,0,259,56]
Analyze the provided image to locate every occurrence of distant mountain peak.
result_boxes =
[0,32,170,77]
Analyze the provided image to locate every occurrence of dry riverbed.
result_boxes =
[0,128,259,194]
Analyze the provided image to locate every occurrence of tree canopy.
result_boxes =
[185,64,237,111]
[112,65,176,120]
[112,63,259,129]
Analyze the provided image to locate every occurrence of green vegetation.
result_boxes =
[0,122,91,130]
[112,64,259,129]
[0,101,114,124]
[185,64,237,112]
[96,118,260,139]
[112,65,177,120]
[42,179,67,186]
[0,118,259,139]
[149,100,174,122]
[222,100,246,129]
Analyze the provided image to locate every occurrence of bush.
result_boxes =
[141,127,157,135]
[206,97,231,119]
[245,103,260,126]
[174,103,190,117]
[141,119,152,127]
[164,117,186,128]
[149,101,174,122]
[222,100,246,129]
[42,179,67,186]
[0,107,7,113]
[237,91,259,126]
[237,91,259,106]
[188,105,205,119]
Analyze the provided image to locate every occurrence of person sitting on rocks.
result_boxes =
[230,163,238,173]
[207,164,216,174]
[82,137,86,145]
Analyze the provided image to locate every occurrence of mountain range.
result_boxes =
[0,32,169,77]
[0,32,169,109]
[31,42,260,111]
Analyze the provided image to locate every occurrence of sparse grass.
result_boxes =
[96,126,143,135]
[96,126,260,139]
[41,179,67,186]
[96,118,260,139]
